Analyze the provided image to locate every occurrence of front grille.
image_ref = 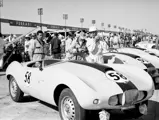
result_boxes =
[125,90,138,105]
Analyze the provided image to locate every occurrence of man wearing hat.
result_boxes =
[85,26,104,63]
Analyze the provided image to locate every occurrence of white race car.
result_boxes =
[6,59,154,120]
[103,51,159,88]
[135,41,156,49]
[117,47,159,68]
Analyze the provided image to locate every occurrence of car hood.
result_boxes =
[55,61,154,94]
[106,64,154,91]
[146,49,159,56]
[103,53,147,69]
[117,48,159,68]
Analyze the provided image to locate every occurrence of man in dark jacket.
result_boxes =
[50,33,61,59]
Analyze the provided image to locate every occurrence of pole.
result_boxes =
[0,0,3,33]
[65,19,66,39]
[40,14,42,31]
[0,6,1,33]
[81,22,83,28]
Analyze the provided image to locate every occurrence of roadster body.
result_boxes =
[116,47,159,68]
[6,59,154,120]
[135,41,156,49]
[103,52,159,87]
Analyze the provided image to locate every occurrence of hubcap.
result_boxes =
[10,78,17,98]
[61,96,75,120]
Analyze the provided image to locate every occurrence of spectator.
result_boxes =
[24,34,31,61]
[50,32,61,59]
[64,32,74,60]
[86,26,104,64]
[0,33,5,54]
[31,30,45,61]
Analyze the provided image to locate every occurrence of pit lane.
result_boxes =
[0,73,159,120]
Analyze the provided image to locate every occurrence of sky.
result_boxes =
[1,0,159,34]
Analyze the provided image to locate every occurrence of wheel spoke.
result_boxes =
[10,78,17,98]
[61,96,76,120]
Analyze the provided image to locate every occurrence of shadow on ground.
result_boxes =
[20,95,38,103]
[109,100,159,120]
[15,94,159,120]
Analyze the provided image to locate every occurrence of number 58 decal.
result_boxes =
[24,71,31,85]
[105,70,129,83]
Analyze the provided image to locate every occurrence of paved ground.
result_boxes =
[0,74,159,120]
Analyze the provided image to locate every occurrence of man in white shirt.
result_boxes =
[85,26,104,64]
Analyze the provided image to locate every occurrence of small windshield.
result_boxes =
[44,59,61,66]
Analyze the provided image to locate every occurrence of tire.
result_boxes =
[124,100,148,119]
[9,76,24,102]
[58,88,87,120]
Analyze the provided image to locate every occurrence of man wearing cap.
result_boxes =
[31,30,45,61]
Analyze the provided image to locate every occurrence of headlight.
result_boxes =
[137,91,145,101]
[108,93,125,106]
[136,57,149,64]
[108,95,118,106]
[125,89,138,105]
[118,93,125,106]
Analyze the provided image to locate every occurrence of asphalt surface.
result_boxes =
[0,73,159,120]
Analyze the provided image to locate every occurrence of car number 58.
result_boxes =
[24,71,31,84]
[105,70,129,83]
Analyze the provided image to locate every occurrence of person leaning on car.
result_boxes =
[31,30,45,61]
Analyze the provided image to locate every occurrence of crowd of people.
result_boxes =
[0,26,158,65]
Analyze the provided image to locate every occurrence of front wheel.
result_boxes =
[9,76,24,102]
[58,88,87,120]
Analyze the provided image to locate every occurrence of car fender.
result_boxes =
[6,61,27,93]
[106,64,155,100]
[39,65,123,110]
[103,53,147,69]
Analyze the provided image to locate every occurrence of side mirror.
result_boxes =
[39,65,43,71]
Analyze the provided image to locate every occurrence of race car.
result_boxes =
[6,59,154,120]
[103,52,159,88]
[135,41,156,49]
[116,47,159,68]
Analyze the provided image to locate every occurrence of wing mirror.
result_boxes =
[39,65,43,71]
[35,62,43,71]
